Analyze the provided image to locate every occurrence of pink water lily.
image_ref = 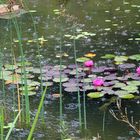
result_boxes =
[93,77,104,86]
[136,66,140,75]
[84,60,94,67]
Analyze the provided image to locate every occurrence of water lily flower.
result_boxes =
[136,66,140,75]
[84,60,94,67]
[93,77,104,86]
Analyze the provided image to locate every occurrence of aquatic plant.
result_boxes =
[136,66,140,75]
[110,100,140,136]
[84,60,94,68]
[92,77,104,87]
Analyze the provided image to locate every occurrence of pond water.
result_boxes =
[0,0,140,140]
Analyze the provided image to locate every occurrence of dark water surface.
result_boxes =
[0,0,140,140]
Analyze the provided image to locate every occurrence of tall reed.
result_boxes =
[12,18,30,125]
[27,86,47,140]
[73,29,82,128]
[0,107,4,140]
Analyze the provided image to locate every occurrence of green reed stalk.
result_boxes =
[83,80,87,129]
[73,30,82,128]
[5,110,22,140]
[8,20,22,123]
[0,108,4,140]
[27,86,47,140]
[59,31,63,139]
[12,18,30,125]
[24,0,45,123]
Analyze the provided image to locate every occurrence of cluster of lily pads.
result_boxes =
[0,53,140,99]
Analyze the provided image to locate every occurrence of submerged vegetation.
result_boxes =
[0,0,140,140]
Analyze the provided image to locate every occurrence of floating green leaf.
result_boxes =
[127,81,140,86]
[76,57,90,63]
[20,91,36,96]
[4,64,18,70]
[114,56,128,63]
[113,82,126,88]
[101,54,115,59]
[119,94,135,99]
[87,92,104,98]
[129,54,140,61]
[121,85,138,93]
[53,77,69,83]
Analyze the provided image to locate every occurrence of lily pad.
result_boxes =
[92,66,106,73]
[121,85,138,93]
[101,54,115,59]
[32,68,44,74]
[0,70,13,79]
[129,54,140,61]
[20,91,36,96]
[64,87,79,92]
[19,86,36,91]
[127,81,140,86]
[83,85,94,91]
[87,92,104,98]
[17,61,32,67]
[81,78,92,83]
[119,94,135,99]
[114,56,128,63]
[113,82,126,88]
[4,64,18,70]
[53,65,67,71]
[62,82,81,87]
[76,57,90,63]
[118,63,136,69]
[42,82,53,87]
[104,74,117,81]
[53,77,69,83]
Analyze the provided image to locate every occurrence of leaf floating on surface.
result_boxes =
[101,54,115,59]
[76,57,90,63]
[119,94,135,99]
[129,54,140,61]
[53,77,69,83]
[87,92,104,98]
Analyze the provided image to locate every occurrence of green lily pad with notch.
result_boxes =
[114,56,128,62]
[101,54,115,59]
[119,94,135,99]
[129,54,140,61]
[76,57,90,63]
[113,82,126,88]
[127,81,140,86]
[87,92,104,98]
[121,85,138,93]
[53,77,69,83]
[115,90,130,95]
